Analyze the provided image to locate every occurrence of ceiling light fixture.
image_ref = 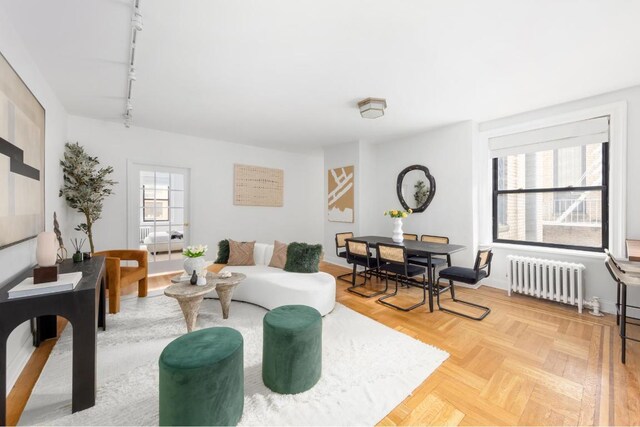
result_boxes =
[358,97,387,119]
[123,0,142,127]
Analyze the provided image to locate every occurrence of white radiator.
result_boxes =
[139,227,152,243]
[507,255,585,313]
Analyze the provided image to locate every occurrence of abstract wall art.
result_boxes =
[0,51,45,249]
[327,165,354,223]
[233,164,284,207]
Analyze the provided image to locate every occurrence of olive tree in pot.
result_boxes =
[59,142,116,254]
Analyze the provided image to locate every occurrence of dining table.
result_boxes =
[351,235,466,310]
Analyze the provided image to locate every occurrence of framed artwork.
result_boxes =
[233,164,284,207]
[327,165,354,223]
[0,51,45,249]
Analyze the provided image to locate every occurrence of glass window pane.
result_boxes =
[496,190,602,248]
[171,173,184,191]
[497,143,602,190]
[170,190,184,208]
[140,171,155,187]
[156,172,170,187]
[170,207,184,224]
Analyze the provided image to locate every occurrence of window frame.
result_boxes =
[142,184,170,223]
[492,142,609,252]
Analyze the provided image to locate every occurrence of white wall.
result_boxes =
[370,122,476,265]
[478,85,640,313]
[66,116,324,260]
[0,9,68,394]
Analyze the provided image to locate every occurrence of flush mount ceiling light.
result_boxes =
[358,97,387,119]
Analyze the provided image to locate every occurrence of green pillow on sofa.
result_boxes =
[215,239,230,264]
[284,242,323,273]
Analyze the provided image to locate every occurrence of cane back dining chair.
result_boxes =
[376,243,431,312]
[403,233,418,241]
[345,239,387,298]
[409,235,452,292]
[436,248,493,320]
[335,232,355,283]
[604,256,640,363]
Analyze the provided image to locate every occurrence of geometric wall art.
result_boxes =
[327,165,354,223]
[0,51,45,249]
[233,164,284,207]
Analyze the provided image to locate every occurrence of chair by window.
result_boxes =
[335,232,354,283]
[436,248,493,320]
[403,233,418,241]
[345,239,387,298]
[376,243,431,312]
[604,256,640,363]
[93,249,148,314]
[605,248,640,275]
[409,235,452,292]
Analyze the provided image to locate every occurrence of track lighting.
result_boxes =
[132,10,143,31]
[128,67,137,81]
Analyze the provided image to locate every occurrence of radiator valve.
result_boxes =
[585,296,604,317]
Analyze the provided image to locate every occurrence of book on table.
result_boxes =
[8,272,83,299]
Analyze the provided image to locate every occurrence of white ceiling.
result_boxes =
[2,0,640,151]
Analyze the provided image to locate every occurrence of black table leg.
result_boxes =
[72,310,96,413]
[36,315,58,345]
[427,254,434,312]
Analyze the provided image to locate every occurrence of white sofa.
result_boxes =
[218,243,336,316]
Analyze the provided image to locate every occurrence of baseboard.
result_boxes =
[6,323,34,396]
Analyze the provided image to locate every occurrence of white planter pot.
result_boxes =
[392,218,404,243]
[184,256,206,276]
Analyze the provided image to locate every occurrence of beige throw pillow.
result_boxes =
[227,240,256,266]
[268,240,288,269]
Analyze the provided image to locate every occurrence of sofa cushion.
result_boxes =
[227,240,256,266]
[268,241,288,269]
[215,239,230,264]
[284,242,322,273]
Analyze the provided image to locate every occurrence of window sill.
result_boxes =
[486,242,606,259]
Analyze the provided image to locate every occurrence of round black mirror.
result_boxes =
[396,165,436,213]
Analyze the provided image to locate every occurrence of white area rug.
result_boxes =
[19,293,448,426]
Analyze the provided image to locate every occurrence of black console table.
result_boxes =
[0,257,106,425]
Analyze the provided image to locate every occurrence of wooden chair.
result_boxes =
[93,250,148,314]
[436,248,493,320]
[376,243,431,312]
[345,239,387,298]
[402,233,418,241]
[335,232,354,283]
[409,235,452,292]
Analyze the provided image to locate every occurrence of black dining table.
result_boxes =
[351,235,466,308]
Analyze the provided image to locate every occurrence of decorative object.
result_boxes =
[263,305,322,394]
[214,239,230,263]
[159,328,244,426]
[0,51,45,250]
[396,164,436,213]
[18,300,448,426]
[167,272,246,330]
[59,142,117,253]
[36,232,58,267]
[268,240,288,269]
[83,252,91,260]
[383,209,413,243]
[227,240,256,266]
[33,266,59,284]
[92,249,148,314]
[219,271,232,279]
[284,242,323,273]
[233,164,283,207]
[190,270,198,285]
[327,165,354,223]
[183,244,207,276]
[357,97,387,119]
[53,212,67,262]
[71,238,86,263]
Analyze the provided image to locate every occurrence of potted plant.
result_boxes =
[383,209,413,243]
[59,142,116,254]
[183,244,208,277]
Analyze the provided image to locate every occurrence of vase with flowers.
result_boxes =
[383,209,413,243]
[183,244,208,277]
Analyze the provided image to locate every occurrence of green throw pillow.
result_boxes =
[284,242,323,273]
[214,239,230,264]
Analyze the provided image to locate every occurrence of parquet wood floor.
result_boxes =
[7,263,639,426]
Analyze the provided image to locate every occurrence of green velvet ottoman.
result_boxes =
[262,305,322,394]
[159,327,244,426]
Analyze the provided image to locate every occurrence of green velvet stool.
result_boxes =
[262,305,322,394]
[159,327,244,426]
